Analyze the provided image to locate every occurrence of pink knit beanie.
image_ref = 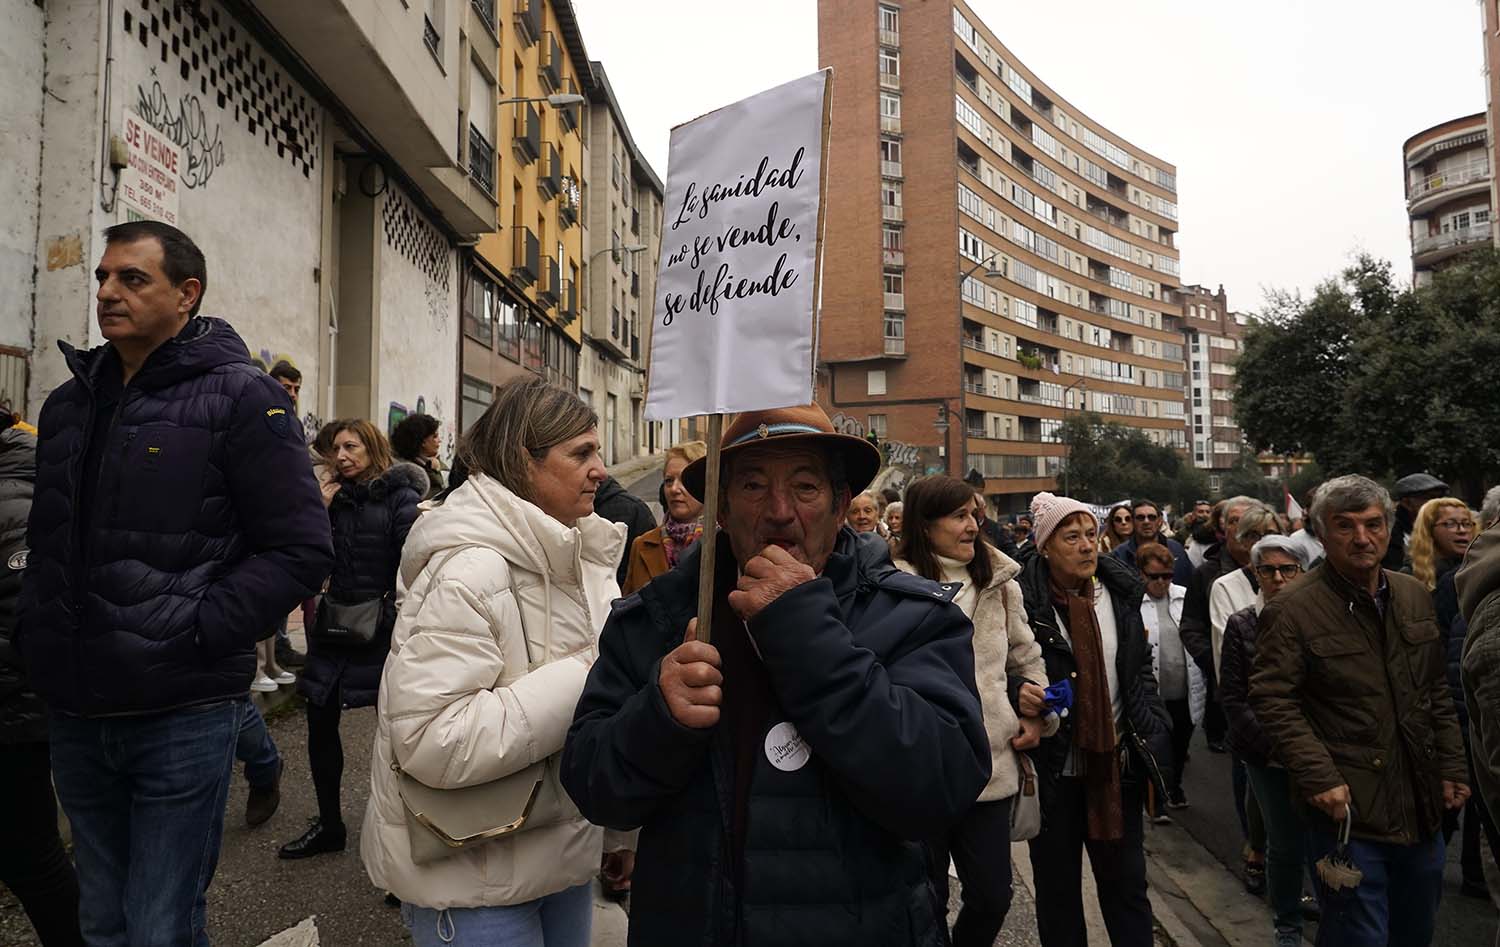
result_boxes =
[1029,492,1098,550]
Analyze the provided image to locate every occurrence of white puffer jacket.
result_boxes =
[895,546,1054,802]
[360,473,625,910]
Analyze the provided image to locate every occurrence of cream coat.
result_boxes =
[895,547,1054,802]
[360,473,625,910]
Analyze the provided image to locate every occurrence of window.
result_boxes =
[868,414,888,438]
[958,183,983,220]
[883,226,903,252]
[880,93,901,118]
[867,370,887,396]
[879,50,899,79]
[882,182,902,210]
[883,270,904,295]
[461,375,492,432]
[880,138,902,164]
[956,97,984,137]
[423,0,442,56]
[880,6,899,33]
[464,267,495,345]
[960,228,985,262]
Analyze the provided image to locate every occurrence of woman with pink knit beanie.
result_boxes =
[1014,492,1174,947]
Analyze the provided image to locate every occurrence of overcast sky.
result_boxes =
[572,0,1487,314]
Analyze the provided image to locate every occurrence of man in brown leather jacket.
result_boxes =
[1458,494,1500,928]
[1252,475,1467,945]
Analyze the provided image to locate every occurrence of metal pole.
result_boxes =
[694,413,724,644]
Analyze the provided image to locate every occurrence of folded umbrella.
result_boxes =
[1315,807,1363,891]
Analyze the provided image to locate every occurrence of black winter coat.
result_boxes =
[1435,561,1467,730]
[20,318,333,717]
[592,476,656,585]
[1219,606,1273,766]
[0,428,41,744]
[562,529,990,947]
[1017,553,1174,805]
[298,462,423,709]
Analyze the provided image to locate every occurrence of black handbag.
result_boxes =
[312,593,387,647]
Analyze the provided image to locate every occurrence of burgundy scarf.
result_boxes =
[1050,576,1124,842]
[661,518,703,569]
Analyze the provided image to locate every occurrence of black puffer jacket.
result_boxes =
[563,529,990,947]
[0,428,41,744]
[1179,543,1226,675]
[1017,552,1173,806]
[298,462,423,708]
[1219,606,1273,766]
[592,475,656,585]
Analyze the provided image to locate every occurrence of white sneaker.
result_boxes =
[250,673,279,693]
[271,670,296,685]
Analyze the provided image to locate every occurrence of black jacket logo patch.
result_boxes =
[265,407,290,437]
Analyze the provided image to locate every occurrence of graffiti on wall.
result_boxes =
[136,80,226,189]
[884,441,921,468]
[830,412,864,437]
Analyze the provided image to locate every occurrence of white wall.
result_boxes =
[376,186,458,462]
[0,0,45,362]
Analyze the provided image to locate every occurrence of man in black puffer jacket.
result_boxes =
[563,405,989,946]
[19,222,333,946]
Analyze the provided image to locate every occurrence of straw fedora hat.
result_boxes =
[681,404,883,503]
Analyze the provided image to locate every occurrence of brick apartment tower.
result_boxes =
[817,0,1188,512]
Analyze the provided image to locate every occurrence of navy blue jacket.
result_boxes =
[562,529,989,947]
[19,317,333,717]
[1112,535,1194,586]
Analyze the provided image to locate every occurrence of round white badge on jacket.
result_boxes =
[764,721,811,772]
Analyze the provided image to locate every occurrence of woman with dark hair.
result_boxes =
[1100,503,1134,553]
[1017,493,1172,947]
[894,475,1050,947]
[391,413,445,499]
[280,419,426,860]
[362,378,625,946]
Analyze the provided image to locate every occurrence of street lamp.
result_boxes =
[590,240,648,262]
[952,253,1004,477]
[499,93,586,108]
[1060,377,1088,497]
[959,253,1005,284]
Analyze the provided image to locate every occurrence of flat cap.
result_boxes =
[1394,472,1448,498]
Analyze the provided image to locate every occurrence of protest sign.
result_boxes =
[643,70,833,642]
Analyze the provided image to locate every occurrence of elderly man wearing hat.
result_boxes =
[1385,472,1450,571]
[562,405,990,947]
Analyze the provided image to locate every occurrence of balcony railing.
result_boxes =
[560,278,577,325]
[558,77,579,133]
[883,291,904,310]
[512,227,540,286]
[539,32,562,92]
[1410,161,1489,202]
[468,125,495,195]
[513,103,540,164]
[884,336,905,355]
[423,15,440,56]
[880,115,901,134]
[538,143,561,198]
[879,28,900,47]
[882,203,903,222]
[963,382,985,395]
[470,0,496,35]
[514,0,540,47]
[1414,221,1492,256]
[881,159,902,178]
[559,176,580,227]
[879,70,900,91]
[882,247,904,267]
[538,255,560,306]
[962,337,985,351]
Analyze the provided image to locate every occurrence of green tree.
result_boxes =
[1216,449,1282,506]
[1059,412,1209,512]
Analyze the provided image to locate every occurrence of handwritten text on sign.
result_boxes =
[645,71,829,420]
[118,110,182,225]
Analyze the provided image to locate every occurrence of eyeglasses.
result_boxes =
[1255,564,1302,581]
[1144,571,1174,581]
[1436,519,1475,532]
[1134,512,1159,522]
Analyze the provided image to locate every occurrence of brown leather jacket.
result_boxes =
[1251,562,1465,844]
[1458,521,1500,820]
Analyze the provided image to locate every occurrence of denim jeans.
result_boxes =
[402,883,592,947]
[1244,763,1307,936]
[50,699,241,947]
[235,701,280,790]
[1304,825,1444,947]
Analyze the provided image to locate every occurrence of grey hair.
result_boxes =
[1251,534,1310,570]
[1483,485,1500,530]
[1235,504,1281,543]
[884,500,903,519]
[1307,475,1394,540]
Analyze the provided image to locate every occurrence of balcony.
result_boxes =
[884,291,904,310]
[512,227,540,287]
[538,143,562,198]
[879,70,900,91]
[538,255,561,306]
[1413,221,1492,262]
[1409,160,1490,209]
[559,176,580,227]
[539,32,562,92]
[513,103,540,165]
[423,15,439,56]
[467,125,495,195]
[558,78,580,133]
[560,278,577,325]
[884,336,905,355]
[514,0,541,47]
[963,381,985,395]
[879,28,900,47]
[962,336,985,351]
[883,247,904,267]
[882,203,903,222]
[470,0,497,35]
[881,159,902,178]
[880,114,901,134]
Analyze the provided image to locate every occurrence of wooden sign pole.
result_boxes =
[694,413,724,644]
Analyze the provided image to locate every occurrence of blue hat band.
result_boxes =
[727,422,825,448]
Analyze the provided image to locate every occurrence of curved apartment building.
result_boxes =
[817,0,1186,511]
[1403,113,1492,287]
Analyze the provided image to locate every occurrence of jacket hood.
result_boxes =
[61,316,252,392]
[400,473,625,590]
[0,427,36,483]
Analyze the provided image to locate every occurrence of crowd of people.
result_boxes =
[2,219,1499,947]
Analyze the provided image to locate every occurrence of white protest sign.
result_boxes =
[118,110,183,225]
[644,70,831,421]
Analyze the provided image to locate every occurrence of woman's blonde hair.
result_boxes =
[665,440,708,468]
[1410,496,1472,591]
[460,377,596,503]
[330,419,393,480]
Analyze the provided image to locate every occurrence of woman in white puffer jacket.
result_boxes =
[361,378,625,947]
